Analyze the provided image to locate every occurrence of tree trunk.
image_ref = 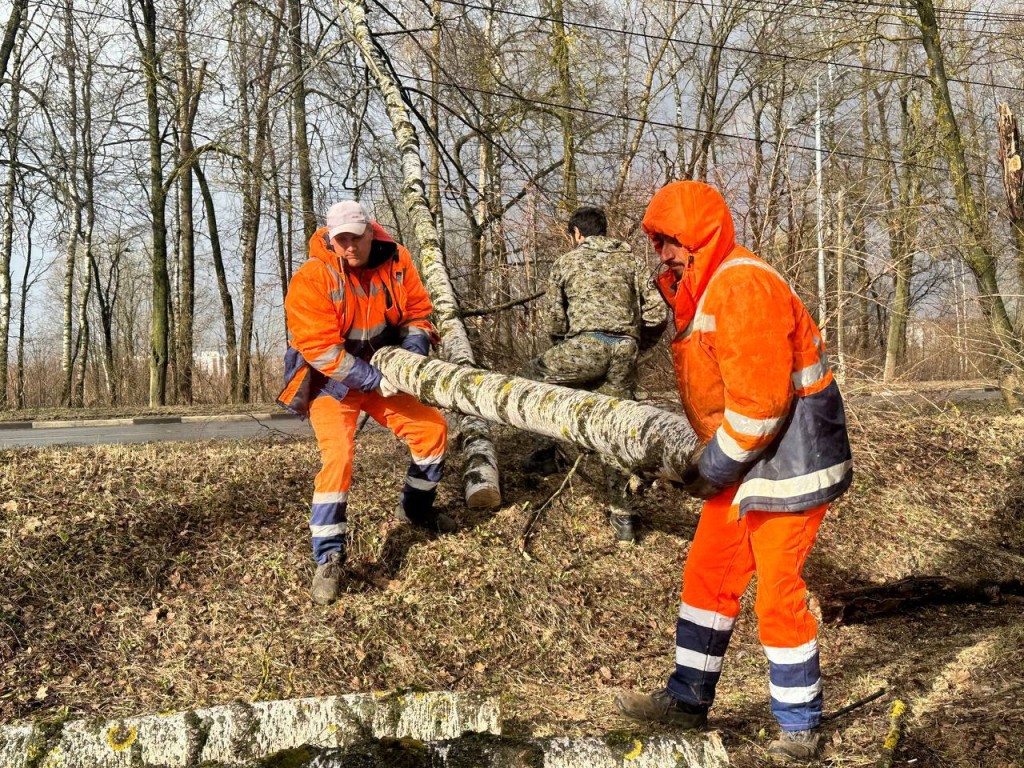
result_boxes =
[59,0,81,406]
[128,0,171,406]
[372,348,700,481]
[428,0,446,251]
[996,103,1024,331]
[15,205,33,409]
[234,0,284,402]
[340,0,502,508]
[0,11,24,408]
[913,0,1023,407]
[72,243,93,407]
[195,163,239,400]
[173,0,206,405]
[548,0,577,213]
[0,0,26,84]
[287,0,316,243]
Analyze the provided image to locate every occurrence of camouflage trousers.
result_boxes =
[518,332,639,400]
[519,332,640,520]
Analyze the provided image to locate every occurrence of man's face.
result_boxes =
[332,228,373,269]
[650,232,689,278]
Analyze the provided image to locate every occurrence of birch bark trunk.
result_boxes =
[373,348,699,481]
[339,0,502,508]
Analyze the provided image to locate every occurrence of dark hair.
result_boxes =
[567,206,607,238]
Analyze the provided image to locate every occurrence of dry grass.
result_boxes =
[0,400,1022,767]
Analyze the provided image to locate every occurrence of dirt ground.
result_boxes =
[0,395,1021,767]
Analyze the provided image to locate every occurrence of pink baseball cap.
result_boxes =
[326,200,370,238]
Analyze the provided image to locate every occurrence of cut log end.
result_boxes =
[466,485,502,509]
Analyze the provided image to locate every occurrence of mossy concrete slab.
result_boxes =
[0,691,502,768]
[542,733,729,767]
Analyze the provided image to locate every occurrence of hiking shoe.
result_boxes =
[609,512,637,543]
[614,688,708,729]
[395,503,458,533]
[311,551,344,605]
[767,729,823,765]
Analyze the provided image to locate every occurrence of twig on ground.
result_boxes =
[518,453,584,560]
[822,686,887,722]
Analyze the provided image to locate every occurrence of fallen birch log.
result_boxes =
[372,347,700,480]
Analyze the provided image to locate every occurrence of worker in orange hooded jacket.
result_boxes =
[614,182,852,765]
[278,201,452,606]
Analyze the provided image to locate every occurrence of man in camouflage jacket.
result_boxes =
[521,206,667,541]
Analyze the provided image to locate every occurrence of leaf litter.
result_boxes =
[0,401,1021,766]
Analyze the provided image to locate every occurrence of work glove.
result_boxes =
[378,375,401,398]
[674,444,724,500]
[400,332,430,356]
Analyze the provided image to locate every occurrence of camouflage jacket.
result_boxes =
[541,236,667,346]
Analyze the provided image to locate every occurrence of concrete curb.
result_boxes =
[306,732,730,767]
[0,412,298,431]
[0,691,502,768]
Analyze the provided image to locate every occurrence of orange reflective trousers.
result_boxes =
[307,390,447,563]
[668,487,827,731]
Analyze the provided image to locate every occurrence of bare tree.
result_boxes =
[126,0,172,406]
[913,0,1023,405]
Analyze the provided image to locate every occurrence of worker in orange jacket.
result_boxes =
[614,182,853,766]
[278,200,452,605]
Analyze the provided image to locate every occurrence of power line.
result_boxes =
[395,70,1006,184]
[17,0,1016,190]
[28,0,1024,97]
[433,0,1024,94]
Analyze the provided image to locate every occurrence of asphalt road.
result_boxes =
[0,385,1002,451]
[0,414,313,449]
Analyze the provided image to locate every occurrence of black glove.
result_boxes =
[674,444,724,500]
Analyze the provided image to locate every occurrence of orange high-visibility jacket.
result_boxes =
[277,223,437,416]
[643,181,852,518]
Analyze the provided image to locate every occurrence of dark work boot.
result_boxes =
[614,688,708,729]
[395,502,458,533]
[311,551,345,605]
[767,729,823,765]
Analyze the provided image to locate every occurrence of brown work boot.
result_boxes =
[311,551,345,605]
[614,688,708,729]
[395,502,458,533]
[767,729,823,765]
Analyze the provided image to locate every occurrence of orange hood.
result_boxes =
[642,181,737,327]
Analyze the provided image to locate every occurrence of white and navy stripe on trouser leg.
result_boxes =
[400,450,445,521]
[765,639,823,730]
[310,491,348,563]
[667,601,736,708]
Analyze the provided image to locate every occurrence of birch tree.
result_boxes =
[339,0,502,508]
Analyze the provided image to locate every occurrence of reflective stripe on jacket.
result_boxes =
[644,181,852,518]
[277,223,437,417]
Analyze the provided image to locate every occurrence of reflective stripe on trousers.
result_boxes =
[308,390,447,563]
[667,488,827,730]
